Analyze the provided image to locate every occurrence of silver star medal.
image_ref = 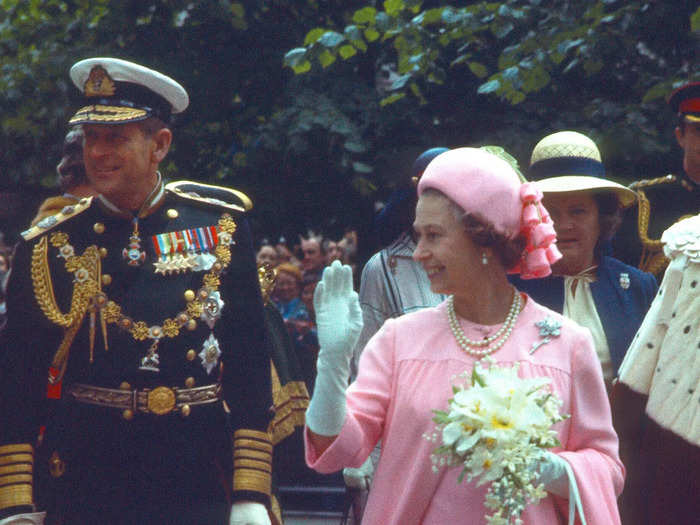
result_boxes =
[199,333,222,375]
[201,291,224,329]
[530,316,562,354]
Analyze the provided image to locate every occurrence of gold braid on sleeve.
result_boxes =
[0,444,34,511]
[232,429,272,497]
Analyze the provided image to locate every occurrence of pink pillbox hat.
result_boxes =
[418,147,522,238]
[417,147,561,278]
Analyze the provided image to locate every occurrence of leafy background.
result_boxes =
[1,0,698,260]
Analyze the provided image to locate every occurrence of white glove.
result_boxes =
[343,455,375,490]
[305,261,364,435]
[229,501,270,525]
[537,450,569,497]
[537,451,587,525]
[0,512,46,525]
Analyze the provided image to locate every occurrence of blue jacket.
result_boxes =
[511,256,657,375]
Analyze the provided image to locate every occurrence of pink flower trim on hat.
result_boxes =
[514,182,562,279]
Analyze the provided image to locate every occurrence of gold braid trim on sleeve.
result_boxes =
[232,430,272,496]
[268,364,309,445]
[0,444,33,511]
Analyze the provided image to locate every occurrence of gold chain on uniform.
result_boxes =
[31,214,237,376]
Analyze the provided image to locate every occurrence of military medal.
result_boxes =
[199,333,222,374]
[152,225,226,275]
[123,218,146,266]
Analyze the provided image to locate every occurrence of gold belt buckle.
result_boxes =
[147,386,176,415]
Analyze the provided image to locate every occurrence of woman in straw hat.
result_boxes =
[512,131,657,391]
[303,148,623,524]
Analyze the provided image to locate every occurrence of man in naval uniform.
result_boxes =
[0,58,273,525]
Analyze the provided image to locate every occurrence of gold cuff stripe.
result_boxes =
[0,484,33,511]
[233,449,271,462]
[0,474,33,486]
[0,444,33,456]
[233,429,271,442]
[233,438,273,454]
[0,463,32,476]
[234,458,272,473]
[232,469,271,496]
[0,453,33,467]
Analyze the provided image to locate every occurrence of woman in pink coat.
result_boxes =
[304,148,624,524]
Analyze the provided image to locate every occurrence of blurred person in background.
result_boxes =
[273,262,309,323]
[31,126,97,226]
[300,233,326,282]
[256,242,279,268]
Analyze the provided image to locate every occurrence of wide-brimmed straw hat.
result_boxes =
[529,131,637,208]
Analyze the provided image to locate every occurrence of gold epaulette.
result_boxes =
[165,180,253,213]
[21,197,94,241]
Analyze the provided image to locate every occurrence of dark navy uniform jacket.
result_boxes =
[0,184,272,523]
[511,256,658,376]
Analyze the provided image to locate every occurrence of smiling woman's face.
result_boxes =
[544,191,600,275]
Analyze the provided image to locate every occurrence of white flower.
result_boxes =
[428,359,568,523]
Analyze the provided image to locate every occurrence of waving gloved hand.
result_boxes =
[229,501,271,525]
[305,261,364,436]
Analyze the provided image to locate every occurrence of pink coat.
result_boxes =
[306,295,623,524]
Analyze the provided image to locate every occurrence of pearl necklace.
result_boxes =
[446,288,522,357]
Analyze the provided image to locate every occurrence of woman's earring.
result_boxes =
[481,252,488,265]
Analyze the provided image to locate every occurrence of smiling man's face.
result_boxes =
[83,122,158,210]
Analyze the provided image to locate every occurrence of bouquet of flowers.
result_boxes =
[426,359,568,525]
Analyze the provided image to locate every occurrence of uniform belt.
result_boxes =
[67,383,222,416]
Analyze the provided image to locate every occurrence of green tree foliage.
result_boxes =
[1,0,698,253]
[286,0,699,180]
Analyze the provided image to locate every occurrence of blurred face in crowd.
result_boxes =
[276,243,292,263]
[325,241,343,265]
[301,239,324,272]
[544,191,600,275]
[83,122,171,210]
[0,254,8,274]
[256,245,278,267]
[301,280,317,316]
[275,270,300,303]
[675,120,700,183]
[412,191,482,298]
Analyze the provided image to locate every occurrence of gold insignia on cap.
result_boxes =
[84,66,115,98]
